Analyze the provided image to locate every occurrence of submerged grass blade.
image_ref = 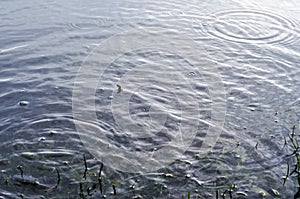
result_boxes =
[283,162,289,185]
[221,190,226,199]
[282,137,287,150]
[55,168,61,188]
[99,163,103,179]
[17,165,23,179]
[79,182,85,199]
[83,154,87,180]
[112,178,117,195]
[98,163,104,195]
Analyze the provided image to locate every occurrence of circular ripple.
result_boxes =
[193,9,299,44]
[0,113,86,197]
[0,114,81,169]
[72,27,226,173]
[64,16,117,36]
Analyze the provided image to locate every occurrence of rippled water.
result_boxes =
[0,0,299,198]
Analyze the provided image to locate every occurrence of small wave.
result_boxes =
[64,16,117,37]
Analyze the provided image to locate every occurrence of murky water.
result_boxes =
[0,0,299,198]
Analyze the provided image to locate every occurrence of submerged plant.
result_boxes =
[283,125,300,199]
[112,178,117,195]
[17,165,24,179]
[79,182,84,198]
[83,154,88,180]
[98,163,104,195]
[218,184,236,199]
[55,168,61,188]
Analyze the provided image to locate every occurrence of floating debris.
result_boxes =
[181,159,193,165]
[21,152,36,160]
[18,101,29,106]
[117,84,122,93]
[49,130,57,136]
[161,173,175,178]
[194,154,201,159]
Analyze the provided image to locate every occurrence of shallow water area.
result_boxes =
[0,0,299,198]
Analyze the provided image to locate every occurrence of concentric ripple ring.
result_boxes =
[195,9,298,44]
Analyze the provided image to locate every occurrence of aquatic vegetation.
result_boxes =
[55,167,61,187]
[112,178,117,195]
[83,154,88,180]
[283,125,300,198]
[16,165,23,179]
[218,184,236,199]
[4,134,300,199]
[79,182,84,198]
[98,163,104,195]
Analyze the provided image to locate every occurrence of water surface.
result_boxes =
[0,0,299,198]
